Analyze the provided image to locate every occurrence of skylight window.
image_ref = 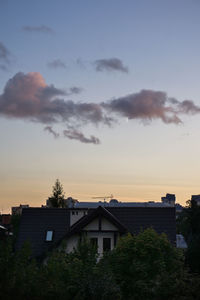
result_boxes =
[46,230,53,241]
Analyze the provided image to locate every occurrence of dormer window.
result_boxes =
[46,230,53,241]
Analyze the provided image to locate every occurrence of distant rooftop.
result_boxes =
[73,199,175,208]
[45,194,183,210]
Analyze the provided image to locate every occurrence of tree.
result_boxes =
[48,179,66,208]
[1,229,200,299]
[101,229,187,300]
[177,199,200,273]
[11,214,21,244]
[0,239,41,300]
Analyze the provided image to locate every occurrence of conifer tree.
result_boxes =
[49,179,66,208]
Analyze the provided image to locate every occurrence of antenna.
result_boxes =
[91,194,113,201]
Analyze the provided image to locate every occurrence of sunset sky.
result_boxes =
[1,0,200,212]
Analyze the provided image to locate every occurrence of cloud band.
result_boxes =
[1,72,199,144]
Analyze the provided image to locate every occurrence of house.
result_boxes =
[12,204,29,215]
[16,203,176,258]
[0,214,11,231]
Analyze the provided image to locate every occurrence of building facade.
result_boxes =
[16,204,176,258]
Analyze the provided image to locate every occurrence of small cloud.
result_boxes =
[0,64,8,71]
[176,100,200,114]
[22,25,54,34]
[76,58,86,69]
[0,42,11,71]
[63,129,100,144]
[69,86,83,95]
[94,58,129,73]
[47,59,67,69]
[44,126,59,138]
[102,90,182,124]
[0,42,10,61]
[41,84,66,99]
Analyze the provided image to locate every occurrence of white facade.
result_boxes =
[66,214,119,256]
[70,209,88,226]
[86,231,116,256]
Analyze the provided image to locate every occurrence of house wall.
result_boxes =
[65,217,120,256]
[101,217,117,230]
[85,217,119,255]
[70,210,88,226]
[66,234,79,253]
[65,231,119,256]
[83,217,118,231]
[87,231,117,256]
[84,218,99,230]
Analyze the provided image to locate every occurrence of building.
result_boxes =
[0,214,11,231]
[161,193,183,217]
[161,193,176,206]
[191,195,200,206]
[12,204,29,215]
[16,203,176,258]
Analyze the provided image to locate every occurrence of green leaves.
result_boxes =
[0,229,200,299]
[101,229,187,300]
[177,199,200,274]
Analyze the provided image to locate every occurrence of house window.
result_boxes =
[90,237,98,248]
[72,211,78,216]
[46,230,53,241]
[103,238,111,252]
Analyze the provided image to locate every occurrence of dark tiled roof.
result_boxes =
[107,207,176,243]
[16,208,70,257]
[16,206,176,258]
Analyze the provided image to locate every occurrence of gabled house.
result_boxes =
[65,206,127,255]
[16,205,176,258]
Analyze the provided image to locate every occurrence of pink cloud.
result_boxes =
[1,72,200,144]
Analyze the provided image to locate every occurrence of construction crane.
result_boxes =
[92,194,113,202]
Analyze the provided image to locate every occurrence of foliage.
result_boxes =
[177,199,200,273]
[101,229,187,300]
[49,179,66,208]
[0,239,41,300]
[0,229,200,299]
[10,214,21,243]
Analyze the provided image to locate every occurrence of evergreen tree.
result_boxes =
[48,179,66,208]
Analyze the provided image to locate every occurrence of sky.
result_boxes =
[1,0,200,212]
